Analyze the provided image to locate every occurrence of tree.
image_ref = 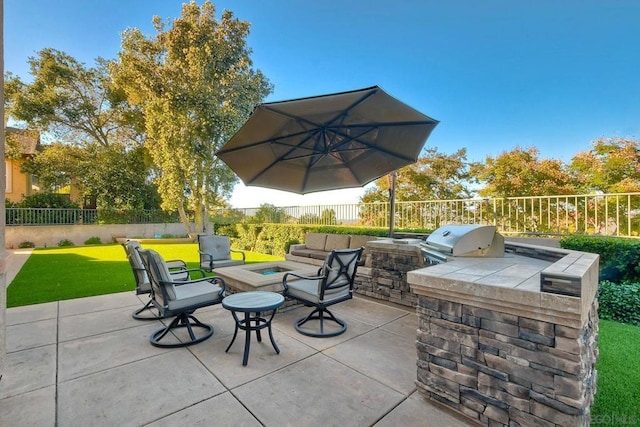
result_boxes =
[472,147,577,197]
[361,147,478,203]
[570,138,640,193]
[4,50,139,147]
[4,48,153,210]
[248,204,288,224]
[19,142,84,191]
[82,143,162,210]
[110,1,272,236]
[20,142,160,210]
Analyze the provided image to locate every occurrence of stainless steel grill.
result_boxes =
[420,224,505,264]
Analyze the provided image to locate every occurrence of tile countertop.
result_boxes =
[407,246,599,329]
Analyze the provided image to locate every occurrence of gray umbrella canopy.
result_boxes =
[216,86,439,194]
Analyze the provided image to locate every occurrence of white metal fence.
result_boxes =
[211,192,640,238]
[5,208,183,226]
[7,193,640,238]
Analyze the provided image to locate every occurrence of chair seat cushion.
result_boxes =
[286,279,349,304]
[168,281,223,312]
[146,269,188,294]
[169,269,189,281]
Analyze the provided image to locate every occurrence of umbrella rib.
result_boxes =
[323,88,379,128]
[216,86,439,194]
[216,128,323,155]
[244,128,328,186]
[257,87,378,133]
[324,126,419,164]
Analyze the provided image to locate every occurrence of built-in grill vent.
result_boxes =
[420,224,504,264]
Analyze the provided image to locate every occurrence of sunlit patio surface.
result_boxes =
[1,290,474,426]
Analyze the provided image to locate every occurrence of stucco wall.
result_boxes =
[6,223,190,248]
[5,158,31,203]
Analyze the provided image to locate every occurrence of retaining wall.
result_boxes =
[6,223,189,248]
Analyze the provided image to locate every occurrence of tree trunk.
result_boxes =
[177,206,195,239]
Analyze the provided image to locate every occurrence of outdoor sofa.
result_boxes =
[285,232,381,267]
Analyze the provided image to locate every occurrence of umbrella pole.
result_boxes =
[388,171,396,238]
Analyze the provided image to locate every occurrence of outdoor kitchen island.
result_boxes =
[406,241,599,427]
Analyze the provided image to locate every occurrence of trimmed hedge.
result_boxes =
[217,223,393,257]
[559,235,640,326]
[559,235,640,282]
[598,281,640,326]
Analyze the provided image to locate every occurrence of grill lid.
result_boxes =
[423,224,500,256]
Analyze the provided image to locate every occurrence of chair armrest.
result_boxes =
[165,259,187,269]
[288,243,306,252]
[200,249,245,263]
[198,252,215,271]
[181,268,208,279]
[282,271,325,291]
[230,248,246,261]
[161,275,226,296]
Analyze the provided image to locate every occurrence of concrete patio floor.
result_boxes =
[1,288,474,426]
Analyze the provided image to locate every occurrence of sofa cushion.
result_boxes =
[308,250,330,260]
[290,249,312,257]
[349,235,378,250]
[305,233,327,251]
[290,248,328,260]
[324,234,350,251]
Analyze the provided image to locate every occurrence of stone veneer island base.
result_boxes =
[407,246,599,427]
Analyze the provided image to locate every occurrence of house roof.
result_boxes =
[4,127,41,155]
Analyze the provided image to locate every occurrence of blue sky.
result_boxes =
[5,1,640,207]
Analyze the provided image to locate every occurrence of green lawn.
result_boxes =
[591,320,640,425]
[6,244,639,422]
[7,243,283,308]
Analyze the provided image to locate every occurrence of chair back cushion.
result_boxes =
[138,249,177,306]
[198,235,231,261]
[122,240,150,292]
[319,247,363,299]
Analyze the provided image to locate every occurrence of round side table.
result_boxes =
[222,291,285,366]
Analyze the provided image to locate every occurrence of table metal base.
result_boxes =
[226,310,280,366]
[222,291,285,366]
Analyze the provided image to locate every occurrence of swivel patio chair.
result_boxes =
[198,234,245,271]
[122,240,200,320]
[138,248,226,348]
[282,247,364,338]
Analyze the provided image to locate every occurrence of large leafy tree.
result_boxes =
[4,49,152,209]
[4,49,138,147]
[20,142,160,210]
[361,147,478,203]
[110,1,272,235]
[570,138,640,193]
[472,147,577,197]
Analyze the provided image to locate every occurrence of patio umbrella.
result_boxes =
[216,86,439,233]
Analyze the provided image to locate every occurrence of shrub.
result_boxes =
[84,236,102,245]
[560,235,640,282]
[18,192,80,209]
[222,223,394,257]
[57,239,75,247]
[18,241,35,248]
[597,281,640,326]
